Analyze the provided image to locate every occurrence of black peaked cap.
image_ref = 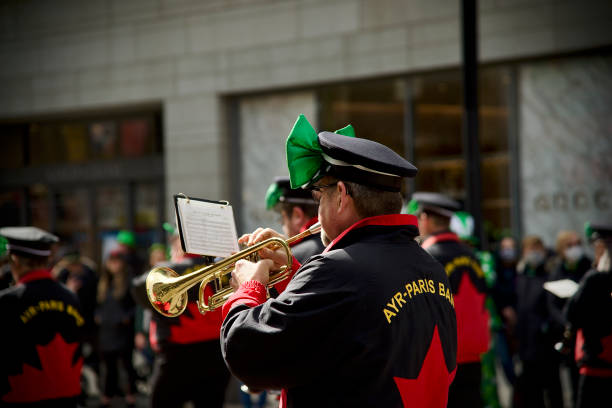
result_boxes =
[0,226,59,258]
[411,192,461,217]
[589,223,612,241]
[274,176,315,201]
[318,131,417,191]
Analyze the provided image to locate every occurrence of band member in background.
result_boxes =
[564,223,612,408]
[131,229,230,408]
[265,176,324,264]
[221,115,457,407]
[0,235,13,290]
[265,176,324,296]
[408,192,489,408]
[0,227,84,406]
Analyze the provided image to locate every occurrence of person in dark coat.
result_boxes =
[96,249,137,407]
[492,236,518,385]
[265,176,324,264]
[514,236,563,408]
[0,227,84,406]
[547,230,592,400]
[409,192,490,408]
[221,115,457,407]
[53,247,99,368]
[0,236,13,290]
[563,223,612,408]
[265,176,325,298]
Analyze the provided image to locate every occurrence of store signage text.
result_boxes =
[534,190,609,212]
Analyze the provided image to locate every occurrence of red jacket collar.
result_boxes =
[18,269,54,284]
[323,214,418,254]
[291,217,320,247]
[301,216,319,232]
[421,231,460,250]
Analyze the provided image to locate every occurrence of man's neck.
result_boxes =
[12,266,46,282]
[427,225,448,236]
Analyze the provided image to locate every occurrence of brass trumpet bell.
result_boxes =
[146,223,321,317]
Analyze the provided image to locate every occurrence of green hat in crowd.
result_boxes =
[117,230,136,247]
[0,236,7,258]
[450,211,478,244]
[162,222,176,236]
[265,176,317,210]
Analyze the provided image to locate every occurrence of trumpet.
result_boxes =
[146,222,322,317]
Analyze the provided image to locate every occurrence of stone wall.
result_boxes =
[0,0,611,222]
[239,91,316,233]
[520,54,612,247]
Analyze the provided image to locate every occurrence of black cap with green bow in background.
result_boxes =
[285,114,417,192]
[585,222,612,243]
[265,176,317,210]
[405,192,461,218]
[0,226,59,258]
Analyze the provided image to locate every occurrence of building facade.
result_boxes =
[1,0,611,262]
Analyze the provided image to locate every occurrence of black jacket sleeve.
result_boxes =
[221,255,362,390]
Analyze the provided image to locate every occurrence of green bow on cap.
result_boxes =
[265,182,283,210]
[285,114,355,188]
[0,236,7,258]
[403,199,420,215]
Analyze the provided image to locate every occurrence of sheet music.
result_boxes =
[175,197,239,257]
[543,279,580,299]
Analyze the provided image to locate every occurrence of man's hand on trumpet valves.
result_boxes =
[230,259,274,289]
[239,227,287,246]
[238,227,290,269]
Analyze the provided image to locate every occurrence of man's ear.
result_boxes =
[336,182,351,211]
[291,205,306,223]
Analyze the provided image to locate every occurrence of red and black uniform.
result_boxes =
[222,215,457,407]
[273,217,324,295]
[290,217,325,265]
[565,268,612,408]
[0,269,84,407]
[131,256,230,408]
[422,231,489,407]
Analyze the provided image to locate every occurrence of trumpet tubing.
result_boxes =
[146,223,321,317]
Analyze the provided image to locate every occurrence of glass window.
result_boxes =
[412,67,513,242]
[29,123,64,165]
[0,190,24,226]
[60,123,88,163]
[0,125,26,169]
[479,67,512,239]
[318,79,407,158]
[412,71,465,198]
[55,188,93,259]
[119,118,153,157]
[135,182,160,229]
[96,185,127,230]
[89,121,118,159]
[28,184,51,230]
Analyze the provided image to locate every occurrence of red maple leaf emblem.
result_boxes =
[3,333,82,403]
[394,326,456,408]
[454,272,490,363]
[169,302,223,344]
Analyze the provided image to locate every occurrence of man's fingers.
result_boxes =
[258,248,288,267]
[238,233,251,244]
[247,228,264,246]
[259,259,275,269]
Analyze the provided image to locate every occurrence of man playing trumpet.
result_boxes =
[221,115,458,407]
